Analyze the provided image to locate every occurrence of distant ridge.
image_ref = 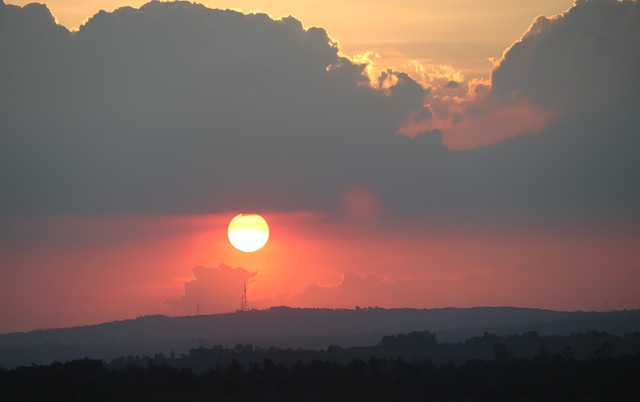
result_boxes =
[1,307,639,367]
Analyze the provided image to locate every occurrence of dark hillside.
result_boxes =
[2,307,639,367]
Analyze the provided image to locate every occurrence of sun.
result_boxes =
[227,213,270,252]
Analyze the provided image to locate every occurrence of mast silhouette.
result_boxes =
[241,281,248,311]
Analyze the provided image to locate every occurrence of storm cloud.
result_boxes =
[1,0,638,222]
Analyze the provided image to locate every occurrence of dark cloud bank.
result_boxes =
[1,0,639,223]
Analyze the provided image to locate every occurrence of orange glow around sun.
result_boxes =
[227,214,270,252]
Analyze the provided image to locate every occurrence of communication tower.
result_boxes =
[241,281,248,311]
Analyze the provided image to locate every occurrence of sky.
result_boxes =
[7,0,574,78]
[1,0,639,333]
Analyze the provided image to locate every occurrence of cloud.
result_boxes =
[290,270,528,309]
[293,272,436,309]
[292,253,640,311]
[0,0,638,222]
[402,0,640,149]
[0,0,428,216]
[492,0,640,113]
[294,272,394,308]
[166,264,256,314]
[397,83,556,150]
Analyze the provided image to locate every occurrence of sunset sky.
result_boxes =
[1,0,639,333]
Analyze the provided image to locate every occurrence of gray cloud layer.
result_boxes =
[1,0,638,222]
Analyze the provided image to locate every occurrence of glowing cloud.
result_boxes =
[398,0,639,150]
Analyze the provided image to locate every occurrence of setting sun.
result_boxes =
[2,0,640,376]
[227,214,270,252]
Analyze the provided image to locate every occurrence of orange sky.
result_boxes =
[7,0,574,78]
[1,212,638,333]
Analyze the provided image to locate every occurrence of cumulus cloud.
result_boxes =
[292,257,640,311]
[402,0,640,149]
[292,271,449,309]
[166,264,256,314]
[492,0,640,112]
[397,78,556,150]
[0,0,638,221]
[294,272,402,308]
[0,0,429,215]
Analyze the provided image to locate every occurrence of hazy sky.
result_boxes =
[1,0,639,333]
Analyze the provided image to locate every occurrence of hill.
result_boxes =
[1,307,639,367]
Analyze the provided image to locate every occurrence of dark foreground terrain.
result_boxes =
[2,353,638,401]
[2,330,640,401]
[3,307,640,367]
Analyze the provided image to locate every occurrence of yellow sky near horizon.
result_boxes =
[8,0,574,78]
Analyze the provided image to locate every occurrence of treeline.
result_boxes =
[2,330,639,401]
[2,354,639,401]
[106,330,640,371]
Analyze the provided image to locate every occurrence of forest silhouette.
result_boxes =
[2,330,639,401]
